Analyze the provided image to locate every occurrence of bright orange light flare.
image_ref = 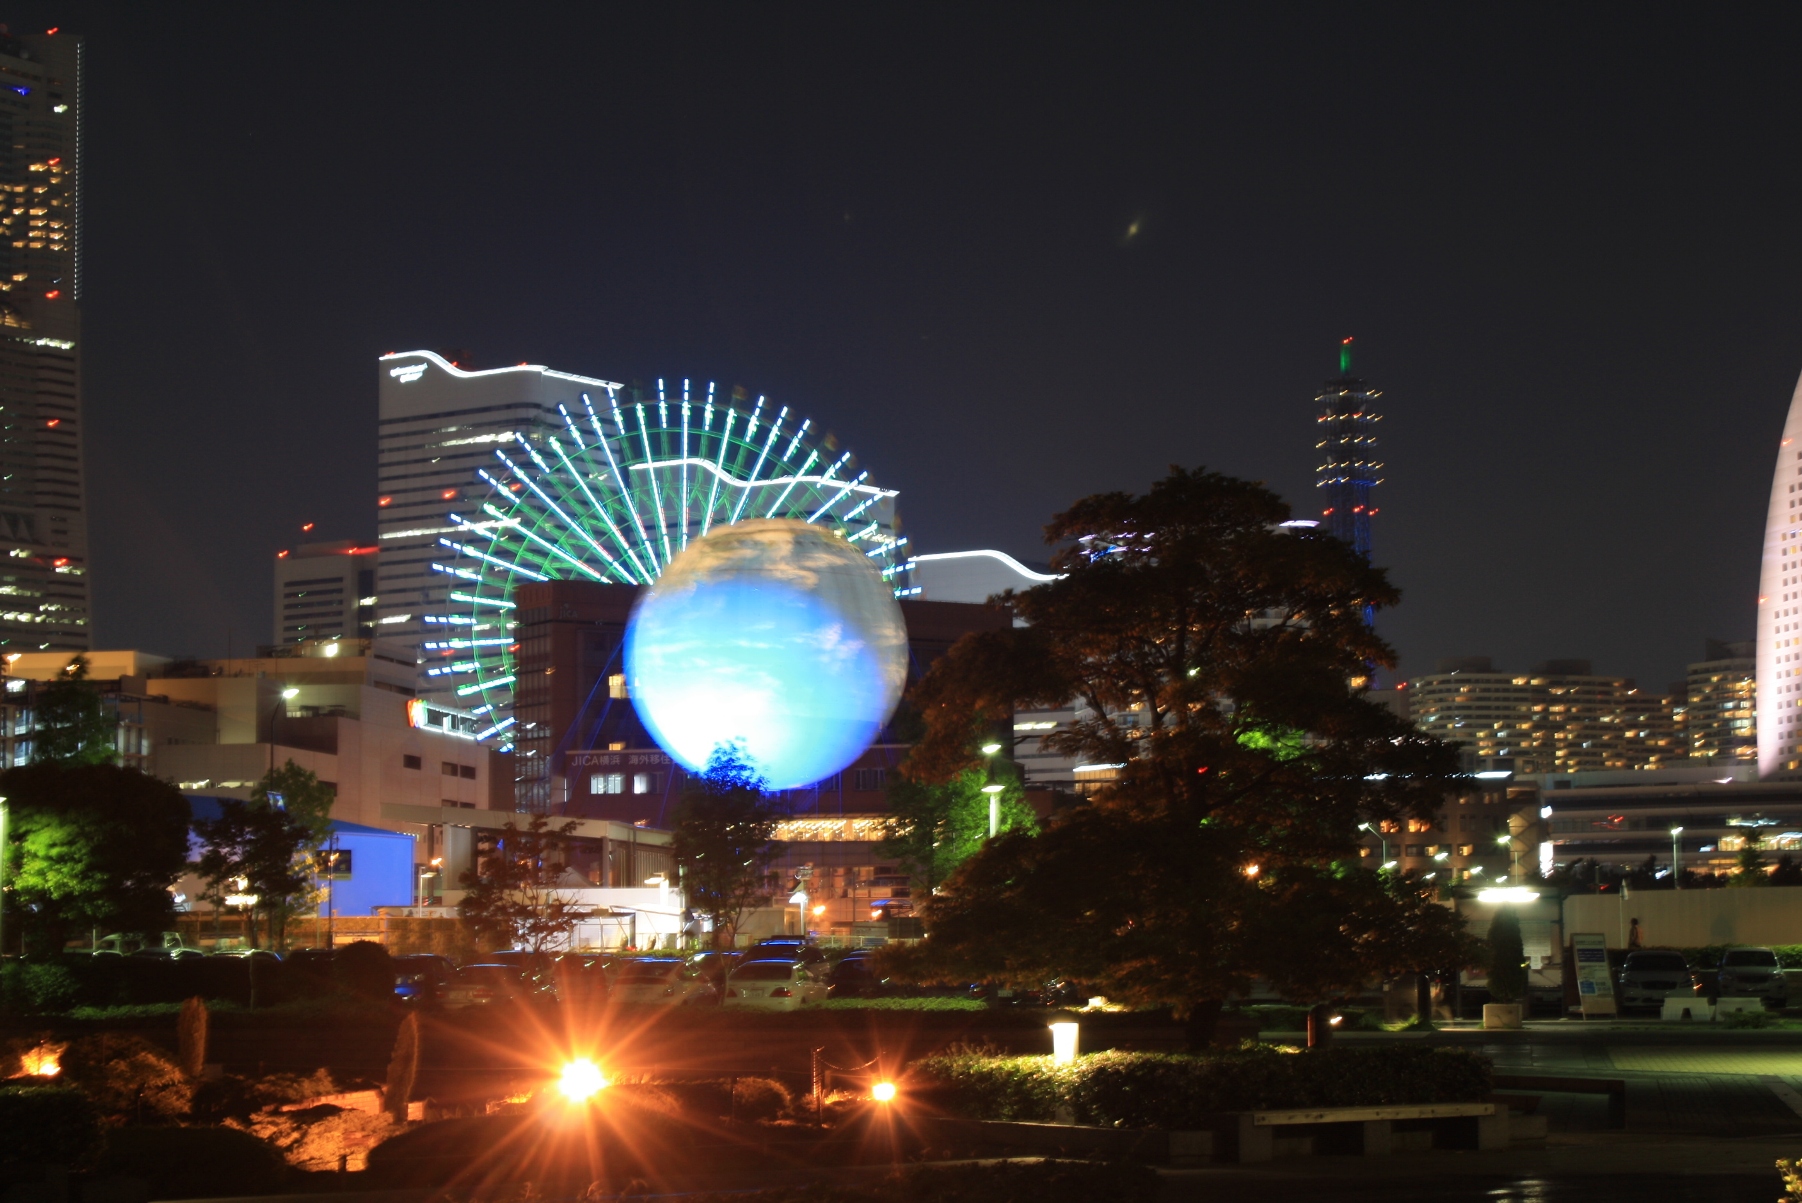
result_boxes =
[871,1081,897,1103]
[22,1046,60,1076]
[558,1058,607,1102]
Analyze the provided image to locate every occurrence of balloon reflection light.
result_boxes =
[624,519,908,789]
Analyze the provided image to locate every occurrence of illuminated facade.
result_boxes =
[1759,367,1802,776]
[419,365,910,752]
[274,539,377,646]
[0,30,88,652]
[377,351,616,706]
[1687,640,1755,765]
[1411,657,1685,774]
[1315,340,1382,558]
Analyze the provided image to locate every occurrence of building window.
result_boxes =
[608,673,628,700]
[442,761,458,776]
[854,768,886,792]
[632,772,662,795]
[1404,844,1427,857]
[1406,818,1434,833]
[459,764,476,780]
[816,773,841,791]
[1457,844,1474,856]
[591,773,624,795]
[403,754,421,770]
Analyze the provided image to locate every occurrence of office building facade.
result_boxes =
[376,350,619,704]
[0,30,86,652]
[1411,657,1685,774]
[1688,640,1755,765]
[1315,340,1383,559]
[274,539,377,646]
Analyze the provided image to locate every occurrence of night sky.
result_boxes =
[15,4,1802,692]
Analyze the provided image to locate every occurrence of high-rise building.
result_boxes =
[1689,639,1755,765]
[0,29,87,653]
[1759,367,1802,776]
[1314,338,1383,559]
[376,350,618,703]
[274,539,377,647]
[1410,657,1685,774]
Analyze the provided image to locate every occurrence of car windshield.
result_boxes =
[1625,953,1687,970]
[1724,950,1779,967]
[733,961,797,982]
[462,966,516,981]
[620,969,679,983]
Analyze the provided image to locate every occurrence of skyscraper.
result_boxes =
[0,29,87,652]
[1314,338,1383,559]
[376,350,619,703]
[1757,367,1802,776]
[273,539,377,647]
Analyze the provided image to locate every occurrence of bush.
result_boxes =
[98,1125,288,1198]
[685,1160,1160,1203]
[816,996,986,1011]
[911,1046,1493,1127]
[0,959,81,1013]
[334,941,395,1001]
[0,1086,104,1175]
[58,1032,193,1123]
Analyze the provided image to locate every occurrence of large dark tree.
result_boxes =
[671,742,785,949]
[882,468,1474,1034]
[192,759,338,948]
[877,763,1036,896]
[1,762,191,952]
[457,814,593,954]
[32,656,117,766]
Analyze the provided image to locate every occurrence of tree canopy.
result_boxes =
[457,813,593,954]
[1,761,191,951]
[32,656,116,766]
[191,759,338,948]
[671,742,784,949]
[877,762,1036,895]
[883,467,1474,1023]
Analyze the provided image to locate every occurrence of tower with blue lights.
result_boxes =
[1314,338,1384,559]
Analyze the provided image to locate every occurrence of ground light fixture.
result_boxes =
[558,1059,608,1102]
[871,1081,898,1103]
[1050,1021,1079,1066]
[1476,887,1539,904]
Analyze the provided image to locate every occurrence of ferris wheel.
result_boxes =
[422,379,913,748]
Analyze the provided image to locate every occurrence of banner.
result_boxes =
[1571,932,1617,1017]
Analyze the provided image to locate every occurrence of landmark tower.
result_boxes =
[1756,367,1802,777]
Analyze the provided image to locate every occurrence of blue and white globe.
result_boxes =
[624,518,909,789]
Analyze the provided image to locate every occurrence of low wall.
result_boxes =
[1563,887,1802,948]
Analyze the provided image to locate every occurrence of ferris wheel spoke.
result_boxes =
[541,443,650,583]
[604,393,662,575]
[635,402,673,565]
[730,405,788,525]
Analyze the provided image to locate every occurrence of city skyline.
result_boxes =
[5,5,1800,693]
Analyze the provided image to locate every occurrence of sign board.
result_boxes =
[567,750,674,771]
[1521,919,1553,967]
[1571,932,1617,1016]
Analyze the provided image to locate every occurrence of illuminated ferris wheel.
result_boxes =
[423,379,912,748]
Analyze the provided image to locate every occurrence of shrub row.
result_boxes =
[909,1045,1493,1128]
[0,1087,104,1177]
[1,944,393,1013]
[698,1161,1159,1203]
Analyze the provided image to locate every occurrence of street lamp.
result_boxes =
[0,794,8,960]
[1359,822,1389,866]
[1671,826,1684,890]
[981,741,1005,837]
[269,687,299,775]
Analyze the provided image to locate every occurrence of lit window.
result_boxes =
[591,773,624,795]
[608,673,628,700]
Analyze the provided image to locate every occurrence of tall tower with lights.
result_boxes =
[1314,337,1383,559]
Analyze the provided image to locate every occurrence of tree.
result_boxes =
[878,763,1037,895]
[671,742,785,949]
[880,468,1470,1033]
[1773,854,1802,887]
[32,656,116,765]
[191,760,337,948]
[1,762,191,952]
[1729,843,1772,887]
[1485,906,1527,1004]
[457,814,593,954]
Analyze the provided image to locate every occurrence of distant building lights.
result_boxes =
[43,419,57,427]
[277,550,290,559]
[378,496,393,507]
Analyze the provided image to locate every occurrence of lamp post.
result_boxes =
[1496,832,1517,882]
[269,687,299,775]
[0,794,8,960]
[981,741,1005,838]
[1671,826,1684,890]
[1359,822,1389,867]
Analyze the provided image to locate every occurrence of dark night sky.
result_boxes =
[13,3,1802,691]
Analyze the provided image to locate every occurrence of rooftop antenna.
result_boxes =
[1340,336,1354,375]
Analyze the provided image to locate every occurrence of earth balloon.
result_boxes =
[624,518,908,789]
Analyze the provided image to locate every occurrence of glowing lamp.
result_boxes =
[558,1058,607,1102]
[1050,1021,1079,1066]
[625,520,907,789]
[871,1081,897,1103]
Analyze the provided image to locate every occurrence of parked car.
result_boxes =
[284,948,337,978]
[723,959,829,1011]
[209,948,282,962]
[393,954,458,1006]
[750,938,827,967]
[1616,949,1697,1010]
[827,954,890,999]
[611,959,718,1006]
[1714,947,1788,1006]
[444,964,531,1008]
[687,951,745,990]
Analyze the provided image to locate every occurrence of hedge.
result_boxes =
[704,1161,1160,1203]
[910,1046,1493,1128]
